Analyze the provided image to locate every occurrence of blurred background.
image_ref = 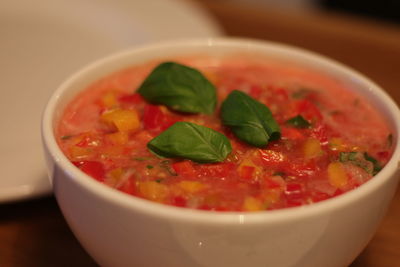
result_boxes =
[198,0,400,24]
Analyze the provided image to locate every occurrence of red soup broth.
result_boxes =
[57,54,393,211]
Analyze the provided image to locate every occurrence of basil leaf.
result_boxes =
[221,90,280,147]
[137,62,217,114]
[147,122,232,163]
[286,115,311,128]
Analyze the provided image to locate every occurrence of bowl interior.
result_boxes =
[42,37,400,224]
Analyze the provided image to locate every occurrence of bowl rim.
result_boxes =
[42,37,400,225]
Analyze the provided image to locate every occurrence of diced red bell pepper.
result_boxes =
[285,183,304,207]
[118,93,144,105]
[142,104,176,132]
[173,196,187,207]
[73,161,105,181]
[172,161,196,178]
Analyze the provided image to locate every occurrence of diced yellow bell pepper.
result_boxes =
[102,91,118,108]
[69,146,93,159]
[106,131,129,145]
[262,189,281,204]
[304,138,322,158]
[243,196,264,211]
[101,108,140,132]
[106,167,124,186]
[328,162,348,188]
[237,158,260,180]
[138,181,169,202]
[177,181,205,194]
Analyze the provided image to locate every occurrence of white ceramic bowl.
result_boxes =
[42,38,400,267]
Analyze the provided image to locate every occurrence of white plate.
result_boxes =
[0,0,222,203]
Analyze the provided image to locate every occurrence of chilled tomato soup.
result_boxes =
[57,54,393,211]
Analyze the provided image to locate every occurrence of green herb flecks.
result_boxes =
[339,152,382,175]
[286,115,311,129]
[148,122,232,163]
[159,160,177,176]
[137,62,217,114]
[364,152,382,175]
[221,90,280,147]
[133,156,153,161]
[61,135,73,140]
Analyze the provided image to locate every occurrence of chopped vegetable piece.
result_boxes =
[172,161,196,177]
[243,196,264,211]
[327,162,348,189]
[74,161,105,181]
[303,138,322,158]
[101,108,140,132]
[177,181,205,193]
[138,181,169,202]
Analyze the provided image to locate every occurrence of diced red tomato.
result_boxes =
[73,161,105,181]
[285,183,304,207]
[311,192,331,203]
[172,161,196,178]
[198,162,235,178]
[296,99,323,122]
[286,198,303,207]
[198,204,212,211]
[274,87,289,101]
[238,165,255,180]
[311,123,329,144]
[286,160,317,178]
[249,85,263,98]
[119,179,136,194]
[173,196,187,207]
[263,175,284,189]
[281,126,305,141]
[377,151,390,161]
[258,149,285,168]
[118,93,144,105]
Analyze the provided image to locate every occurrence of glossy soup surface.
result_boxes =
[57,54,393,211]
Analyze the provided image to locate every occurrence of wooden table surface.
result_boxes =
[2,1,400,266]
